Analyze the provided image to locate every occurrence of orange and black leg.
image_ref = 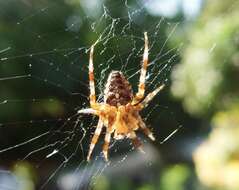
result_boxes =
[87,119,103,161]
[134,32,149,103]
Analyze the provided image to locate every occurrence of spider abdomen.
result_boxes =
[104,71,133,107]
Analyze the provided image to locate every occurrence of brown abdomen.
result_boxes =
[104,71,133,107]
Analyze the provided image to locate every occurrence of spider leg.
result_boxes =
[87,119,103,161]
[129,131,144,153]
[134,32,149,103]
[78,108,98,115]
[102,128,112,161]
[138,116,155,141]
[140,84,165,108]
[89,44,96,106]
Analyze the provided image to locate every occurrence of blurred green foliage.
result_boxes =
[170,0,239,189]
[159,165,191,190]
[12,161,37,190]
[194,104,239,190]
[171,0,239,116]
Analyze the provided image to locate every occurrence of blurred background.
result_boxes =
[0,0,239,190]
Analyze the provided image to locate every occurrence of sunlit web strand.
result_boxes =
[0,47,11,54]
[0,47,84,62]
[160,125,183,144]
[0,73,88,97]
[0,131,51,154]
[39,122,87,190]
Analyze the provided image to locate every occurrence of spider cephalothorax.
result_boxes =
[78,32,165,161]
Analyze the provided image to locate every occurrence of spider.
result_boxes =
[78,32,165,161]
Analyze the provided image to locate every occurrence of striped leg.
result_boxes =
[138,117,155,141]
[89,45,96,106]
[102,129,112,161]
[140,84,165,108]
[129,131,144,153]
[87,119,103,161]
[134,32,149,102]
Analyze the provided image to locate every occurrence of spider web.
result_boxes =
[0,1,183,189]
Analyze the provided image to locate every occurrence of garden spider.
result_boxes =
[78,32,165,161]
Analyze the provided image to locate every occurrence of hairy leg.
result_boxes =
[140,84,165,108]
[87,119,103,161]
[102,128,112,161]
[129,131,144,153]
[89,45,96,106]
[138,116,155,141]
[134,32,149,103]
